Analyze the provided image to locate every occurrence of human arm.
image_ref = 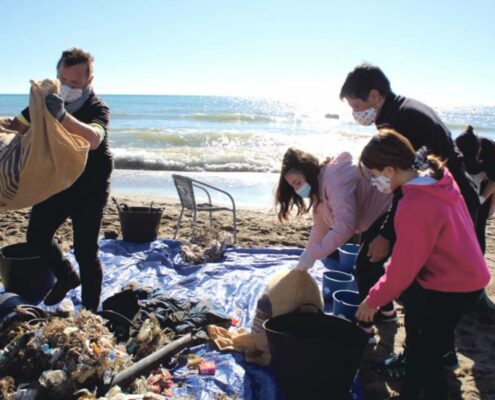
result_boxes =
[295,250,316,271]
[304,157,358,261]
[0,115,29,134]
[367,234,390,263]
[356,301,377,323]
[0,117,14,130]
[365,195,440,309]
[480,180,495,203]
[480,180,495,218]
[45,94,104,149]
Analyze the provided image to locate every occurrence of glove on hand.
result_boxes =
[45,93,66,122]
[295,251,315,271]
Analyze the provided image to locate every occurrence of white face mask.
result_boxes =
[352,99,385,126]
[352,107,378,126]
[60,84,83,103]
[296,182,312,198]
[370,174,393,194]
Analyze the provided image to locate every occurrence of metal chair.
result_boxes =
[172,174,237,244]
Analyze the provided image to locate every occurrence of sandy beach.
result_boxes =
[1,194,494,399]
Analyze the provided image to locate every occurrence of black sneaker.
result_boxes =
[372,351,407,379]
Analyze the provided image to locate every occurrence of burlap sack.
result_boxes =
[208,269,323,365]
[0,80,89,210]
[252,269,324,333]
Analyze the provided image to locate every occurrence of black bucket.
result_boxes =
[118,206,163,243]
[0,243,55,304]
[264,306,368,400]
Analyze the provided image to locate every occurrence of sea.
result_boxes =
[1,94,494,208]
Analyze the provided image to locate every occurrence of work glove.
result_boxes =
[45,93,66,122]
[295,250,315,271]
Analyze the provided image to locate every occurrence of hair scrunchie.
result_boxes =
[412,146,429,171]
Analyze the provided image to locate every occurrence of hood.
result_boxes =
[403,169,459,206]
[319,151,354,185]
[322,152,353,172]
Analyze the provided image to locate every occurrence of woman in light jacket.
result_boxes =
[275,147,391,271]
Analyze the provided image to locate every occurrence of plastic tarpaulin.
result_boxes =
[66,239,363,399]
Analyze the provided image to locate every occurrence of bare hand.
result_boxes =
[367,235,390,263]
[295,251,315,271]
[356,301,377,323]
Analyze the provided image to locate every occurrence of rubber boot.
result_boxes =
[44,260,81,306]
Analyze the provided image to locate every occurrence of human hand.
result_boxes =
[355,301,377,323]
[367,235,390,262]
[45,93,66,122]
[295,251,315,271]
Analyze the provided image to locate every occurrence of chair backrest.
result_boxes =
[172,174,196,210]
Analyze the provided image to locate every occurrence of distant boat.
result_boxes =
[325,113,339,119]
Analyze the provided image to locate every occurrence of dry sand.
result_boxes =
[1,194,494,399]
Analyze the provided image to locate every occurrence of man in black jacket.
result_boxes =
[340,63,479,263]
[4,48,113,311]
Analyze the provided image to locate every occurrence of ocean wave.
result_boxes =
[187,113,277,123]
[110,128,284,149]
[114,158,274,173]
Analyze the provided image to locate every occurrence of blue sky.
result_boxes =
[1,0,494,107]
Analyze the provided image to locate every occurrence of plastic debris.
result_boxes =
[198,360,216,375]
[38,369,73,399]
[0,309,133,396]
[57,298,75,317]
[0,375,15,398]
[145,368,173,396]
[180,227,232,264]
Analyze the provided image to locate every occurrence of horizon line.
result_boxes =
[0,92,494,108]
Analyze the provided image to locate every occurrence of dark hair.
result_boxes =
[275,148,322,221]
[360,128,445,180]
[455,125,482,175]
[339,63,392,101]
[56,47,94,77]
[479,137,495,180]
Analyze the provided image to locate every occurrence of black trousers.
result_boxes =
[399,281,482,400]
[355,213,395,313]
[26,182,110,310]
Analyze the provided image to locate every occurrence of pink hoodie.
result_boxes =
[304,152,392,260]
[366,170,491,309]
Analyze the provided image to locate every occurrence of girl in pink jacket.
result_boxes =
[275,147,391,270]
[356,128,491,400]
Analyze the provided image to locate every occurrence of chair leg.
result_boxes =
[191,210,197,237]
[209,210,213,227]
[174,208,185,239]
[232,211,237,244]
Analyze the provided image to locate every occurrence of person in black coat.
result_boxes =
[455,125,495,253]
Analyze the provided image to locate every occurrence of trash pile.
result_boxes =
[102,281,231,359]
[0,282,233,399]
[180,227,232,264]
[0,308,132,399]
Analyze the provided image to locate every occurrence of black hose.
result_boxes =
[100,332,201,394]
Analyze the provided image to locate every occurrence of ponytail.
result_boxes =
[361,128,446,178]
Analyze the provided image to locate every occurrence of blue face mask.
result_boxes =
[296,182,312,198]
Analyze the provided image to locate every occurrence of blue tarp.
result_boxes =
[64,239,363,400]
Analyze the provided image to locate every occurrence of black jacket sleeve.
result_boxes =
[378,188,403,241]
